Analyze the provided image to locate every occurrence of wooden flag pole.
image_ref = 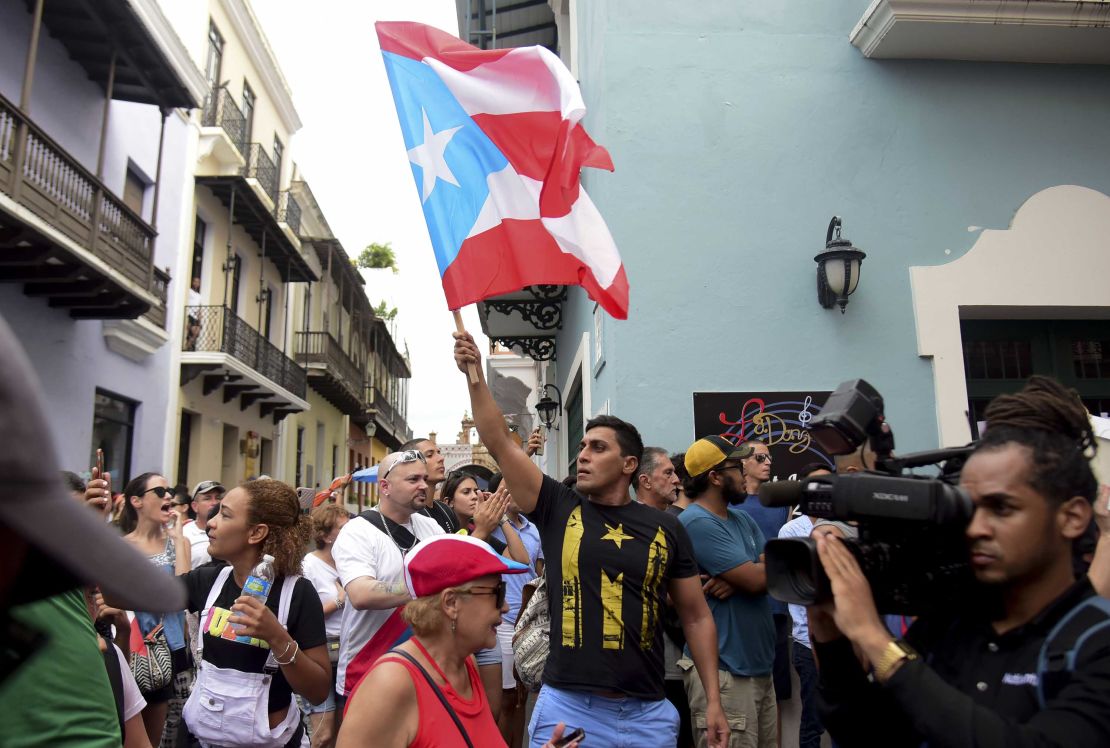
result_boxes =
[453,309,479,385]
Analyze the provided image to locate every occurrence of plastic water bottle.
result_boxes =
[233,554,275,633]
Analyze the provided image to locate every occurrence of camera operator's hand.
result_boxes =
[815,533,894,664]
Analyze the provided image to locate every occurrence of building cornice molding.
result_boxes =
[103,318,170,361]
[851,0,1110,61]
[221,0,303,134]
[127,0,209,108]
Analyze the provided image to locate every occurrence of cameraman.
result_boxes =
[810,376,1110,747]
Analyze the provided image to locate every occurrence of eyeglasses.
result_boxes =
[712,464,743,475]
[381,449,427,479]
[750,453,772,464]
[458,581,507,608]
[142,486,174,500]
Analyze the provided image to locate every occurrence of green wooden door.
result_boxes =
[960,320,1110,438]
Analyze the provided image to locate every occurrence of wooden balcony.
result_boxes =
[295,331,367,416]
[369,385,412,444]
[0,91,159,318]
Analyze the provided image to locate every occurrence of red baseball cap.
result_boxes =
[403,535,530,599]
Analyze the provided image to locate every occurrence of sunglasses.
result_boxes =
[142,486,174,500]
[459,581,507,608]
[749,453,772,464]
[381,449,428,479]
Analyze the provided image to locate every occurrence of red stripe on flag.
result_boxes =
[376,21,512,71]
[342,606,411,699]
[443,219,628,319]
[472,113,613,218]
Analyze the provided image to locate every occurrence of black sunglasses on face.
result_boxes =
[142,486,174,500]
[750,453,772,464]
[460,581,507,608]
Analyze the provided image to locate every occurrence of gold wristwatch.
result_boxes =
[874,639,918,683]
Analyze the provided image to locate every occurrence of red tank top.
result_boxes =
[374,642,506,748]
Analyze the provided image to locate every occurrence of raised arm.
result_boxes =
[454,331,542,513]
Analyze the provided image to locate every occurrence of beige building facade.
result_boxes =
[164,0,410,490]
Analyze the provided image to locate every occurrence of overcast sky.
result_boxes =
[253,0,490,443]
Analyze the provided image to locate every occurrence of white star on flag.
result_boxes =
[407,109,462,203]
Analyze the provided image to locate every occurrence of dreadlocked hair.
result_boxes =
[978,375,1097,505]
[241,479,310,578]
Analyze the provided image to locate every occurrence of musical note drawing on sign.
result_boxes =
[692,391,835,481]
[798,396,813,429]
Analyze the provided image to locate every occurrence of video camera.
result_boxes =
[760,379,976,615]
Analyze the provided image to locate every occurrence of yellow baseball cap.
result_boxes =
[685,436,753,477]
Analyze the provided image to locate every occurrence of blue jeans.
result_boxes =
[792,643,831,748]
[528,685,679,748]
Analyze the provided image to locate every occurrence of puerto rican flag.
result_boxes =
[375,22,629,319]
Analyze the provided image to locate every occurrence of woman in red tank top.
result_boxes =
[336,534,580,748]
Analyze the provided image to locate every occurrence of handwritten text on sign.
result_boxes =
[692,391,833,481]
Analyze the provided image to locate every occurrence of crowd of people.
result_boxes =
[2,312,1110,748]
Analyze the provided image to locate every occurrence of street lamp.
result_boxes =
[815,216,867,313]
[535,383,563,430]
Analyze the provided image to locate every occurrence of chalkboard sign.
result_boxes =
[692,391,834,481]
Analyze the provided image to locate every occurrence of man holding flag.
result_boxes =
[374,20,727,747]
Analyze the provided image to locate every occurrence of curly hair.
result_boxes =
[242,479,311,577]
[401,593,449,636]
[978,375,1098,506]
[117,472,160,534]
[310,502,349,550]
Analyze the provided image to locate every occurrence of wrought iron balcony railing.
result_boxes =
[294,331,363,404]
[369,385,410,439]
[243,143,278,206]
[184,305,305,398]
[201,88,247,155]
[277,190,301,235]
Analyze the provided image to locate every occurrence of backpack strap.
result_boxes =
[360,508,419,553]
[101,638,126,739]
[264,575,300,672]
[197,566,235,658]
[1037,595,1110,707]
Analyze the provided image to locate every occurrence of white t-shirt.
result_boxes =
[183,520,211,568]
[112,643,147,722]
[332,511,444,695]
[302,552,342,639]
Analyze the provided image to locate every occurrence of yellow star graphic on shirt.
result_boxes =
[601,523,634,550]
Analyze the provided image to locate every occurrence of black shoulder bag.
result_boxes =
[360,509,419,555]
[100,636,127,739]
[389,648,474,748]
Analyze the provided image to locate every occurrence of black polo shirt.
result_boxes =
[816,576,1110,747]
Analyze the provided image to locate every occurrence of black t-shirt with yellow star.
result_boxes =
[530,475,698,699]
